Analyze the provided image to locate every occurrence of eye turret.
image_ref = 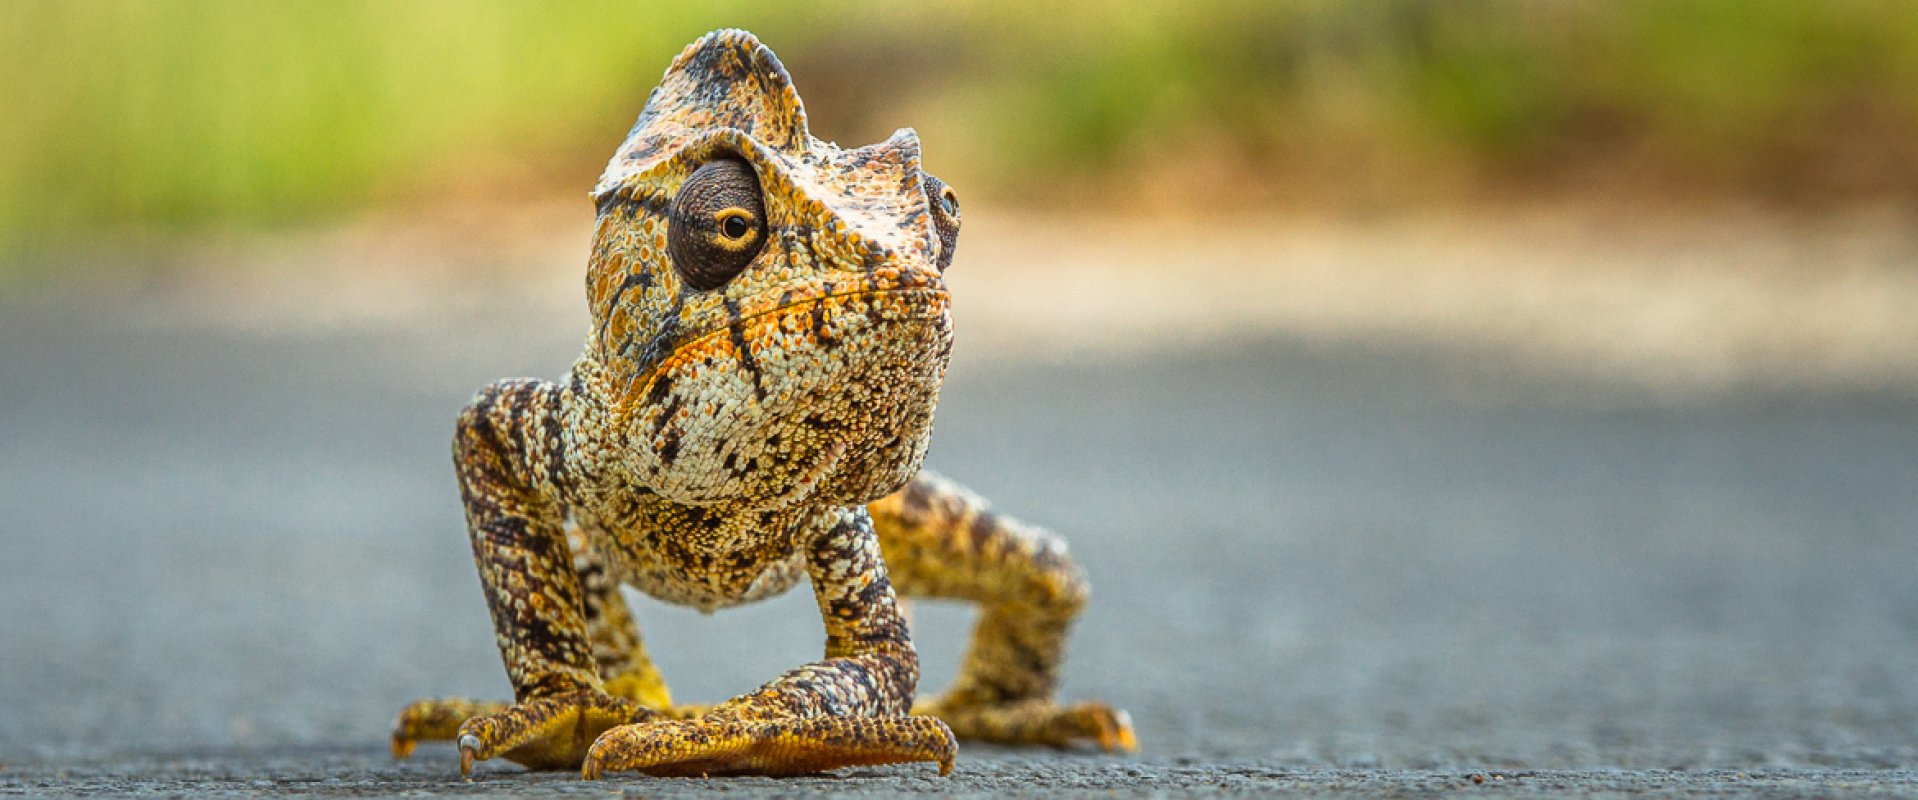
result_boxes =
[668,159,768,291]
[923,173,961,272]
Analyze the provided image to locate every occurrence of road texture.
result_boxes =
[2,244,1916,796]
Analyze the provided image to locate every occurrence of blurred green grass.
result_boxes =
[5,1,1918,267]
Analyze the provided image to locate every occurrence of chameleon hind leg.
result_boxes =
[869,472,1136,752]
[391,381,677,772]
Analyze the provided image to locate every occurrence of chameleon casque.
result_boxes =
[389,29,1134,779]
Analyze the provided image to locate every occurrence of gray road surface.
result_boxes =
[1,289,1915,797]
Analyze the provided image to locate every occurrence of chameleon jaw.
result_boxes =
[610,287,952,507]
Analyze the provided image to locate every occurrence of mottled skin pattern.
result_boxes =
[390,29,1134,780]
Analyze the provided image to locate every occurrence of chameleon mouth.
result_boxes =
[740,286,951,336]
[616,286,952,410]
[690,285,950,361]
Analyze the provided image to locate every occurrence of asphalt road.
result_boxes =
[2,285,1916,797]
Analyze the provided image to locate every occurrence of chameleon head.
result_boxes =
[583,29,960,510]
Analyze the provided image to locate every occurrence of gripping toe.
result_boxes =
[920,698,1136,753]
[441,690,651,774]
[582,715,957,778]
[391,697,511,761]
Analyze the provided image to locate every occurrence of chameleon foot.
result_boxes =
[434,690,653,775]
[391,698,510,759]
[580,715,957,778]
[920,699,1136,753]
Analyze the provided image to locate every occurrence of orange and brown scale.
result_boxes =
[390,28,1133,780]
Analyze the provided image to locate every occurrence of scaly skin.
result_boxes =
[391,28,1133,780]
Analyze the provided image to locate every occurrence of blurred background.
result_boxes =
[3,1,1916,792]
[10,1,1918,251]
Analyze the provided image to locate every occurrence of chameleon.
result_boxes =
[389,28,1134,779]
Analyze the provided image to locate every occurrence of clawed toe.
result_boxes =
[922,698,1136,753]
[422,690,651,775]
[1042,701,1138,753]
[581,715,956,779]
[1089,706,1137,753]
[391,697,510,761]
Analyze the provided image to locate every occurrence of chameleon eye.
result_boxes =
[923,173,961,272]
[668,159,767,291]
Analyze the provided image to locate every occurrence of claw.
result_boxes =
[1102,709,1138,753]
[458,734,481,778]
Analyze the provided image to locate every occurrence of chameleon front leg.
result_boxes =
[392,521,688,759]
[581,507,956,778]
[870,472,1136,752]
[390,381,660,774]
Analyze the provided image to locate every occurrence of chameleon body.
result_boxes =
[390,29,1134,779]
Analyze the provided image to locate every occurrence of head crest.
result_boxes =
[592,29,937,263]
[594,29,810,199]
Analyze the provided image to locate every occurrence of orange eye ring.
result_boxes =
[714,207,757,241]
